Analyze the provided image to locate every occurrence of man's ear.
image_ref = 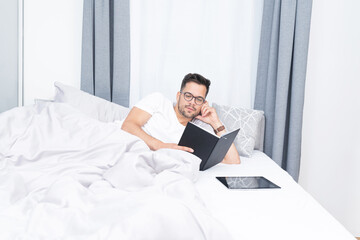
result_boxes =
[176,91,180,100]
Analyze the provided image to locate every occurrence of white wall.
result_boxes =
[299,0,360,237]
[23,0,83,105]
[0,0,18,112]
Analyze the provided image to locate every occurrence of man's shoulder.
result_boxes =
[143,91,163,99]
[135,92,173,115]
[142,92,171,103]
[136,92,170,105]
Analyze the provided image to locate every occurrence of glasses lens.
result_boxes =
[195,97,205,105]
[184,92,193,101]
[183,92,205,105]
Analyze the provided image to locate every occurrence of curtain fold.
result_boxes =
[81,0,130,107]
[254,0,312,181]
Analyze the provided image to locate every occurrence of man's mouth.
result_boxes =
[186,106,195,111]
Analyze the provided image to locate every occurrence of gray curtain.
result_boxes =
[81,0,130,107]
[254,0,312,181]
[0,0,19,112]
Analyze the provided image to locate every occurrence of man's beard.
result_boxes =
[178,104,198,119]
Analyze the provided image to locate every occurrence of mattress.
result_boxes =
[195,151,355,240]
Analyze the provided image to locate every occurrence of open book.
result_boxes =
[178,122,240,171]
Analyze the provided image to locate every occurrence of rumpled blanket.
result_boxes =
[0,102,231,240]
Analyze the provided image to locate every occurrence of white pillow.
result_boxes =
[212,103,264,157]
[53,82,130,122]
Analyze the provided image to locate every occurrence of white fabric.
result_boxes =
[0,102,231,240]
[130,0,264,108]
[195,151,355,240]
[53,81,130,122]
[135,92,212,143]
[0,103,355,240]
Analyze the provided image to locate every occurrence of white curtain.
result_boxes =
[130,0,263,108]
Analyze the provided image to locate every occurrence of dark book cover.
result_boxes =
[178,122,240,170]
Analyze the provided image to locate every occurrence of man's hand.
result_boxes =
[195,102,222,129]
[195,102,241,165]
[153,142,194,153]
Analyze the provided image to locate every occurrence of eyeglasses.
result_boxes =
[180,91,205,105]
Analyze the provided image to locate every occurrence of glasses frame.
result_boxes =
[180,91,206,105]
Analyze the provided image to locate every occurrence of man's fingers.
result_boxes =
[195,115,204,121]
[158,143,193,153]
[175,145,194,153]
[201,105,207,114]
[202,108,209,117]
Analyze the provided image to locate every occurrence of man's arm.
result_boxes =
[213,124,241,164]
[195,103,241,164]
[224,144,240,164]
[121,107,193,152]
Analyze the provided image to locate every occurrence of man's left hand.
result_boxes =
[195,102,222,129]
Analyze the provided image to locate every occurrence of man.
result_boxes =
[122,73,240,164]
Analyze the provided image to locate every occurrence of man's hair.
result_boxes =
[180,73,211,97]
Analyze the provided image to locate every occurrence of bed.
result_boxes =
[0,82,354,239]
[196,152,355,240]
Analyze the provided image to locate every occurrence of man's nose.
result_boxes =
[190,97,197,105]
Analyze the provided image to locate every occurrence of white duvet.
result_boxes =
[0,102,232,240]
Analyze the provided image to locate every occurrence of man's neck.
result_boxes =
[173,106,192,126]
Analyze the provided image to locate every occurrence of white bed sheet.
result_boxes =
[0,102,231,240]
[0,102,355,240]
[195,151,355,240]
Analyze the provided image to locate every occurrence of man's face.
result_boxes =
[176,82,207,119]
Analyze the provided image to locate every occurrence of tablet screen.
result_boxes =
[216,176,280,189]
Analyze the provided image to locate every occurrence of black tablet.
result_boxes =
[216,176,280,189]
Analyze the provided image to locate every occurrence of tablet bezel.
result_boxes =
[216,176,281,189]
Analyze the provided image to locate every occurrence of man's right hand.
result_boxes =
[154,142,194,153]
[122,107,194,153]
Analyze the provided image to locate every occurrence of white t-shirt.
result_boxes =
[135,92,213,143]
